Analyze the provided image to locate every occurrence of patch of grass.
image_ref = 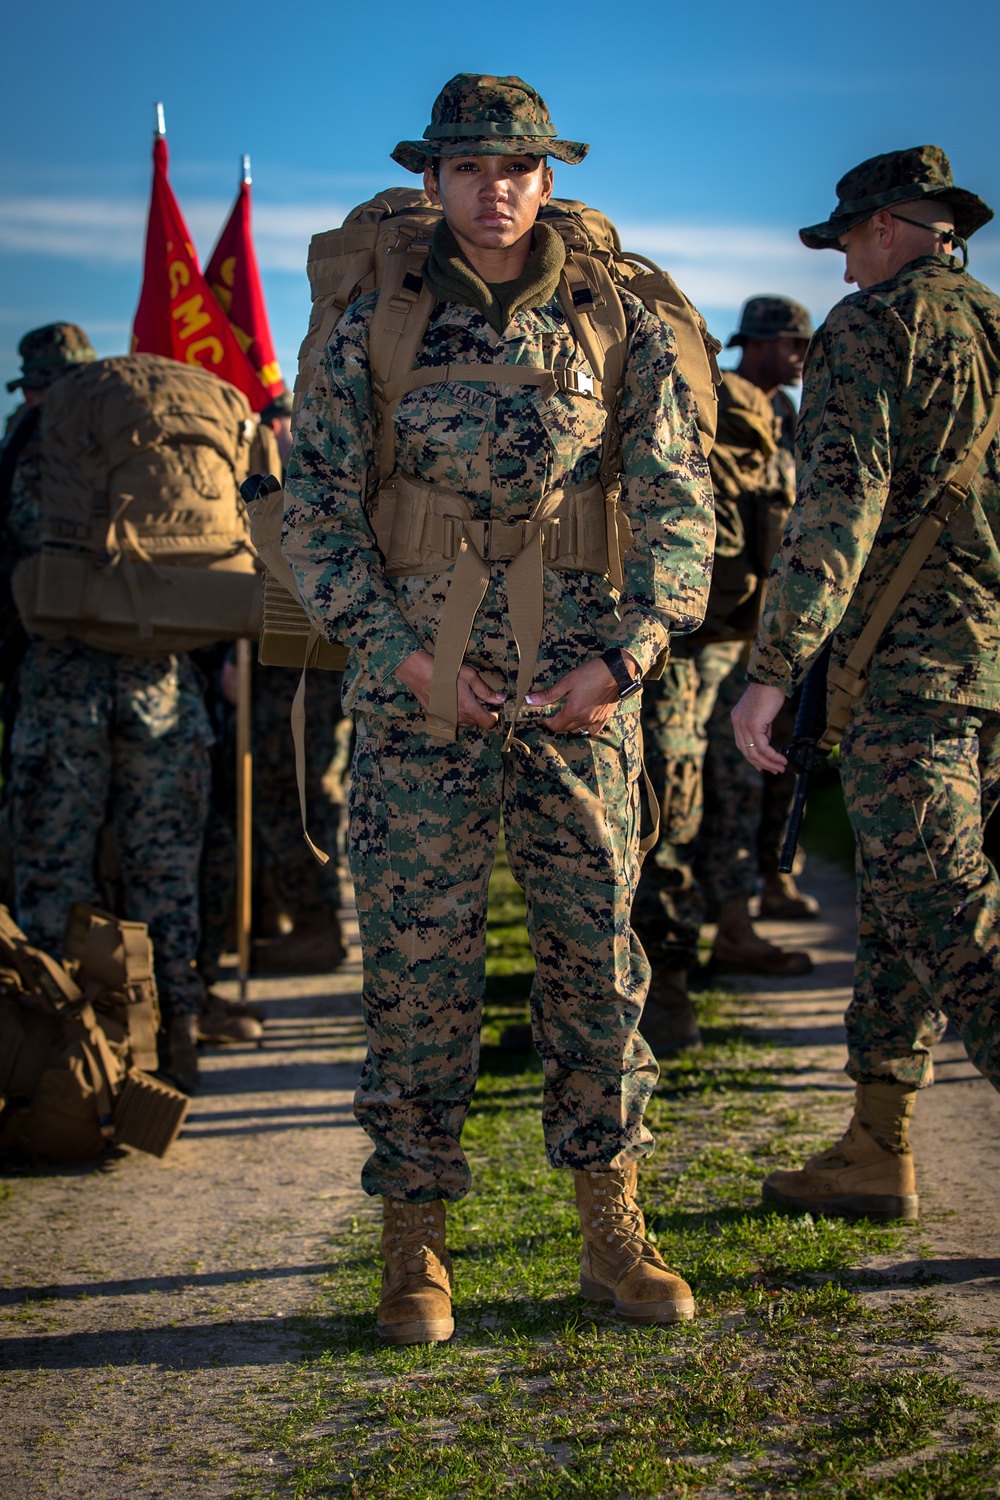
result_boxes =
[801,763,856,874]
[230,845,999,1499]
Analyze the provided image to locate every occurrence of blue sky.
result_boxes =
[3,0,999,414]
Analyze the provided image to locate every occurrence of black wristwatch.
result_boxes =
[600,647,643,700]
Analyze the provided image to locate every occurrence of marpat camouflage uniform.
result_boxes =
[750,254,1000,1088]
[6,336,212,1021]
[636,371,779,946]
[284,278,715,1200]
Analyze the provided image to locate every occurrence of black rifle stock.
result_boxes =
[777,642,832,874]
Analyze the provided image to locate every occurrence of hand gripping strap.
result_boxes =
[820,399,1000,751]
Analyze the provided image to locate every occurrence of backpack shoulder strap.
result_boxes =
[368,230,436,483]
[558,254,630,590]
[823,399,1000,747]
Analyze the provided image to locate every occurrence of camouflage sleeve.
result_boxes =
[748,295,902,691]
[613,296,716,673]
[281,295,421,683]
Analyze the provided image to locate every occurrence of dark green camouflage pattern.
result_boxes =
[391,73,588,173]
[11,640,212,1019]
[6,322,96,392]
[726,296,813,346]
[284,288,714,712]
[840,696,1000,1089]
[750,257,1000,709]
[252,664,344,915]
[349,708,656,1201]
[800,144,993,248]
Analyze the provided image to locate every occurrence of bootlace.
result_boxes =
[385,1202,445,1275]
[586,1176,662,1272]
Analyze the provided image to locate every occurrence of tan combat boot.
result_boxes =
[759,871,821,921]
[640,965,702,1055]
[762,1082,918,1221]
[160,1012,199,1095]
[710,894,813,976]
[253,911,347,976]
[574,1164,695,1324]
[196,990,264,1046]
[378,1198,454,1345]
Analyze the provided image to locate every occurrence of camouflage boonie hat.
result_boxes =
[800,145,993,250]
[6,322,97,392]
[392,74,588,174]
[727,296,813,347]
[261,388,293,422]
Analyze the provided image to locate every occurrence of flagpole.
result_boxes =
[155,101,166,137]
[242,154,252,185]
[236,637,253,1001]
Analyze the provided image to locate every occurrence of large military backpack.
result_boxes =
[12,353,262,655]
[0,906,188,1164]
[253,189,721,675]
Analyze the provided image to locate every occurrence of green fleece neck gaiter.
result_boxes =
[424,220,566,335]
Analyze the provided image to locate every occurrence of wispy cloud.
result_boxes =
[2,193,997,333]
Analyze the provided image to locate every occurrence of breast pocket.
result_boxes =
[536,389,607,481]
[394,385,494,489]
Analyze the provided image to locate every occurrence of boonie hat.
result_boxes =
[800,145,993,250]
[727,296,813,348]
[261,388,293,423]
[6,322,97,393]
[392,74,588,174]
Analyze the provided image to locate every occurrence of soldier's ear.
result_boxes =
[424,164,442,206]
[539,164,554,207]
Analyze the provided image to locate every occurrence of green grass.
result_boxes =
[800,762,856,874]
[232,848,1000,1499]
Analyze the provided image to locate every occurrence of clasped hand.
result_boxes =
[394,650,637,735]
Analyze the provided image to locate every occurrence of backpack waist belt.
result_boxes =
[372,469,627,747]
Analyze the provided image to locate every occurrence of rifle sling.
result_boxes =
[821,399,1000,751]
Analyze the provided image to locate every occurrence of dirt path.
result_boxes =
[739,862,1000,1367]
[3,866,1000,1496]
[0,909,372,1499]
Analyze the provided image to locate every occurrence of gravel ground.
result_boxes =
[2,866,999,1496]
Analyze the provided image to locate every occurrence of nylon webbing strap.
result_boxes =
[820,399,1000,751]
[382,364,605,407]
[426,534,491,743]
[291,640,331,864]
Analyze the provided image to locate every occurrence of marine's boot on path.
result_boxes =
[762,1082,919,1221]
[574,1164,695,1324]
[253,910,347,976]
[160,1012,199,1095]
[378,1198,454,1345]
[710,894,814,976]
[196,990,265,1046]
[639,964,702,1054]
[759,871,821,921]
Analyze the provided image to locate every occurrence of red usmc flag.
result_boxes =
[206,163,284,406]
[132,135,266,411]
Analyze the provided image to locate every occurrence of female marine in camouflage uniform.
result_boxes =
[282,75,715,1342]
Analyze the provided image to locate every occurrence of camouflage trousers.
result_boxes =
[634,643,743,963]
[349,706,656,1201]
[10,640,212,1017]
[252,664,345,915]
[840,696,1000,1090]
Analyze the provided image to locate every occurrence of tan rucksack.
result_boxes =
[256,190,721,677]
[0,907,188,1164]
[62,903,161,1074]
[13,353,262,655]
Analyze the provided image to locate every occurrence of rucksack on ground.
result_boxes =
[250,190,721,673]
[0,906,188,1165]
[13,353,263,655]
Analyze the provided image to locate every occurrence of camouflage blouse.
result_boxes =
[281,287,715,718]
[750,256,1000,709]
